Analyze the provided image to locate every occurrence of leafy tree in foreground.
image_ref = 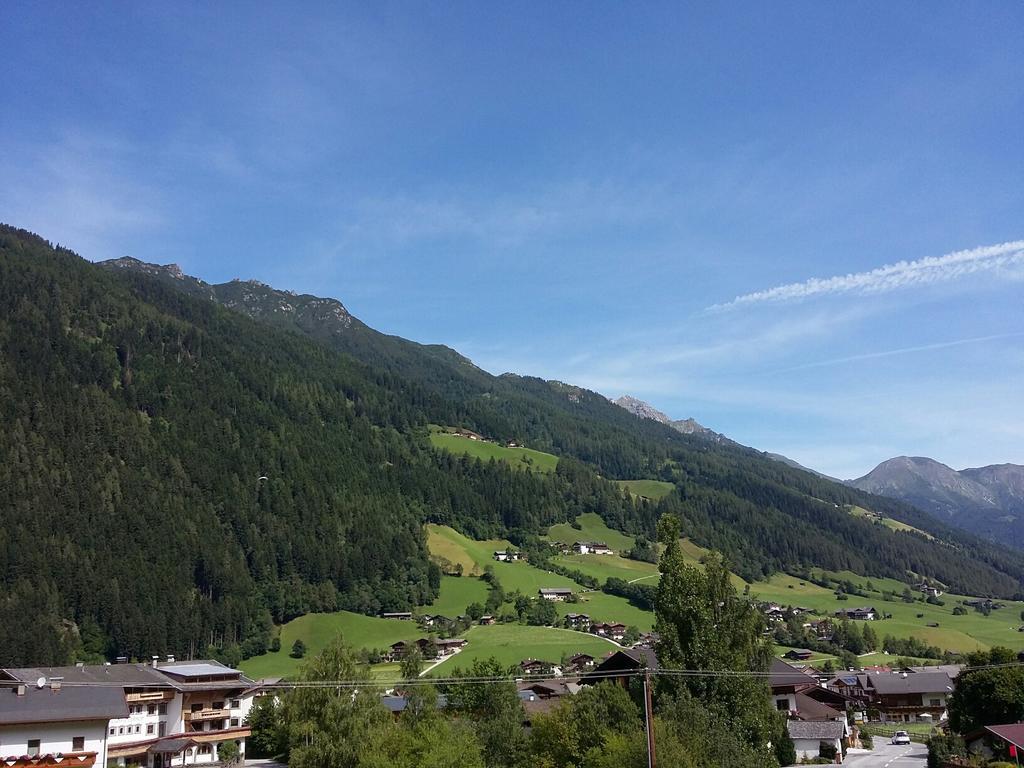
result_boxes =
[245,696,287,758]
[282,639,387,768]
[949,647,1024,733]
[654,514,779,768]
[443,658,528,768]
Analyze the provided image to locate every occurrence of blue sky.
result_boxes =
[3,2,1023,478]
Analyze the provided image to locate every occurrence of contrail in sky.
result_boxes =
[709,240,1024,310]
[768,331,1024,374]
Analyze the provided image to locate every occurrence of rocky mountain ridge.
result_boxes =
[850,456,1024,547]
[612,395,726,441]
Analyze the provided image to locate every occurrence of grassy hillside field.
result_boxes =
[847,504,934,540]
[428,624,619,672]
[243,512,1024,680]
[617,479,675,500]
[240,610,425,679]
[428,430,559,472]
[748,570,1024,654]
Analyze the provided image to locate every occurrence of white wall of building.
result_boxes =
[0,720,110,766]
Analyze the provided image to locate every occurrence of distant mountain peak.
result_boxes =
[612,395,725,441]
[105,256,188,281]
[850,455,1024,546]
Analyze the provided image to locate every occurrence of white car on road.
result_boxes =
[891,731,911,745]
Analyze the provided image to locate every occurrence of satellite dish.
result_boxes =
[36,677,46,689]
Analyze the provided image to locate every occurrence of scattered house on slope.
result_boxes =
[566,654,595,672]
[538,588,573,601]
[591,622,627,642]
[581,648,658,689]
[518,659,557,676]
[865,671,954,724]
[492,550,521,562]
[434,638,467,657]
[571,542,613,555]
[0,678,128,768]
[916,583,944,598]
[380,611,413,620]
[479,615,496,626]
[783,648,814,662]
[564,613,591,631]
[786,720,845,764]
[834,606,877,621]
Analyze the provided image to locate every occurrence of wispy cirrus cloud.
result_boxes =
[710,240,1024,311]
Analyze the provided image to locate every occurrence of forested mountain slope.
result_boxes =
[100,247,1024,596]
[3,224,1024,668]
[0,226,639,665]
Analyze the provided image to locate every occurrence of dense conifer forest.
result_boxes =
[2,223,1023,666]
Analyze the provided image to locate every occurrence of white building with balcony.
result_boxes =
[0,677,127,768]
[1,659,259,768]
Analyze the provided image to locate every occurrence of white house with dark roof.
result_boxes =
[2,659,258,768]
[0,677,127,768]
[786,720,845,763]
[865,670,954,723]
[538,588,573,601]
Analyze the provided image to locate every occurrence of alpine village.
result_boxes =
[6,3,1024,765]
[2,225,1024,768]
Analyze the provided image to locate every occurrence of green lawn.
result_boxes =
[428,623,619,672]
[749,571,1024,653]
[428,431,559,473]
[617,479,675,500]
[429,575,489,617]
[426,524,512,577]
[545,513,637,552]
[428,523,579,595]
[558,591,654,631]
[553,552,659,584]
[847,505,934,540]
[240,611,426,679]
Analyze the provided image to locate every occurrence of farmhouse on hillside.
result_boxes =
[571,541,614,555]
[538,588,573,601]
[834,606,877,621]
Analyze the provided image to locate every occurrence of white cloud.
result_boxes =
[710,240,1024,310]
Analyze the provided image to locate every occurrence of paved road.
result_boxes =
[844,741,927,767]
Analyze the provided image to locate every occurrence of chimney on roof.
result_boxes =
[152,655,159,668]
[49,677,63,691]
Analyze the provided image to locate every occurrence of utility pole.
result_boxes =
[644,670,656,768]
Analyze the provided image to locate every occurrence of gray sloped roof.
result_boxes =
[770,659,815,688]
[787,720,845,741]
[0,684,127,724]
[868,671,954,695]
[4,663,171,687]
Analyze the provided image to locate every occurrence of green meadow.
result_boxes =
[428,623,618,672]
[617,479,675,500]
[243,511,1024,680]
[428,430,559,473]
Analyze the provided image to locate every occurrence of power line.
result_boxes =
[1,660,1018,690]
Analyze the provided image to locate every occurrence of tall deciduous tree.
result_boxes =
[654,515,779,768]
